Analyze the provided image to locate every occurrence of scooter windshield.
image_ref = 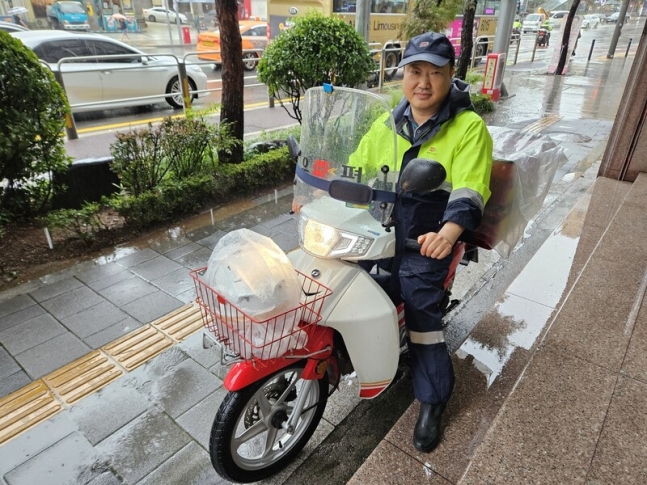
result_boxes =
[294,86,399,223]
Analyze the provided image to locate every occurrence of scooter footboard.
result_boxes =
[325,271,400,399]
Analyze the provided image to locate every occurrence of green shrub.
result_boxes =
[257,11,375,123]
[0,31,71,218]
[471,92,496,115]
[41,202,106,246]
[108,147,294,229]
[110,116,241,195]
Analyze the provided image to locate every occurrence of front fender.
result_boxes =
[223,326,334,391]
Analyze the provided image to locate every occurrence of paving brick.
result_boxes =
[149,267,194,299]
[74,262,128,286]
[114,248,161,268]
[130,255,183,282]
[15,333,90,379]
[0,347,19,380]
[28,277,83,303]
[0,370,31,399]
[137,358,222,418]
[95,410,191,484]
[39,286,105,320]
[98,276,158,307]
[121,290,183,324]
[0,313,67,355]
[67,378,150,445]
[0,303,44,333]
[0,294,36,320]
[4,432,105,485]
[0,413,78,476]
[176,388,227,449]
[82,317,142,349]
[136,442,224,485]
[60,300,131,338]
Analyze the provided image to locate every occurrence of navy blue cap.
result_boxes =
[398,32,456,68]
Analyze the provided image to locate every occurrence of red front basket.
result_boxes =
[190,268,332,363]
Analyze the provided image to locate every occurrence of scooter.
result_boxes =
[536,27,550,47]
[191,86,472,483]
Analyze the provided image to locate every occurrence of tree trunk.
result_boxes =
[456,0,477,80]
[215,0,245,163]
[555,0,581,75]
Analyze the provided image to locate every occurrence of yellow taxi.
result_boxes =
[197,20,267,71]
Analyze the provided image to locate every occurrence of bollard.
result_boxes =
[177,62,191,111]
[588,39,596,61]
[531,33,539,62]
[625,38,632,57]
[53,70,78,140]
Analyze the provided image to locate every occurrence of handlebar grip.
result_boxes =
[405,238,422,251]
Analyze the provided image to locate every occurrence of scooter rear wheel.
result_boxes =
[209,361,329,483]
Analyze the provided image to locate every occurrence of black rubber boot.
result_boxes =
[413,402,446,453]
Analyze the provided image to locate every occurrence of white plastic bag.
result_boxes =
[203,228,304,359]
[471,127,568,258]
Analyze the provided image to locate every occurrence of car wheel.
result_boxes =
[165,76,197,109]
[148,14,155,22]
[242,52,258,71]
[383,51,399,81]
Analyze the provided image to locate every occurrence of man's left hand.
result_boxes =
[417,221,465,259]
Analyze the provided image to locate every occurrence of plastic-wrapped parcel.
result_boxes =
[470,126,568,258]
[202,229,306,359]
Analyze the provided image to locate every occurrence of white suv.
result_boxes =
[548,11,570,28]
[522,13,546,33]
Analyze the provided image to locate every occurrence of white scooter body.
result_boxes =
[289,196,401,399]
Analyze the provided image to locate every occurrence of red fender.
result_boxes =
[223,326,335,391]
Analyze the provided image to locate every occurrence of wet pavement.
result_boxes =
[0,33,646,484]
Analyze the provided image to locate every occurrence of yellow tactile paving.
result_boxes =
[0,380,63,445]
[102,324,174,371]
[43,351,124,405]
[151,303,203,342]
[521,114,562,134]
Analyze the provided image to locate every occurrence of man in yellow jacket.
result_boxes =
[352,32,493,452]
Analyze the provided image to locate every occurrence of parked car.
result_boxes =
[582,14,601,29]
[522,13,546,33]
[143,7,187,24]
[605,11,630,23]
[197,20,267,71]
[0,20,29,33]
[11,30,207,113]
[548,10,569,28]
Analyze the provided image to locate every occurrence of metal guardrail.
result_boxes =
[47,49,265,139]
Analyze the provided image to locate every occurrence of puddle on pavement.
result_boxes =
[456,221,582,388]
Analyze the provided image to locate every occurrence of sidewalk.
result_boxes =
[0,53,640,484]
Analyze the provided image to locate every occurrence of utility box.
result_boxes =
[182,26,191,44]
[481,53,506,101]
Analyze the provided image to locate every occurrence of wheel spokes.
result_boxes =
[233,419,267,446]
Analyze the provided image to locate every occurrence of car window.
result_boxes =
[86,40,141,63]
[34,39,94,63]
[248,26,266,37]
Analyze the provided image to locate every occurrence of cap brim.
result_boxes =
[398,53,450,68]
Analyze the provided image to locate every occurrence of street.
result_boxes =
[71,19,643,134]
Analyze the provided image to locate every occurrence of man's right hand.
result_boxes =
[290,199,303,214]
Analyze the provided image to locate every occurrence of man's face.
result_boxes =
[402,61,455,118]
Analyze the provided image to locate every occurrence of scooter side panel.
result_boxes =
[288,250,400,399]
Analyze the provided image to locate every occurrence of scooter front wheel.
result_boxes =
[209,361,329,483]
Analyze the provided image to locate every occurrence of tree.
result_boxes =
[257,12,375,124]
[398,0,463,40]
[555,0,582,75]
[215,0,245,163]
[456,0,477,80]
[0,31,70,218]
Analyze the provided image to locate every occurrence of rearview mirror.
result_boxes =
[399,158,446,194]
[140,56,149,65]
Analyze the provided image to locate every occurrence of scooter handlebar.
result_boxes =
[405,238,422,251]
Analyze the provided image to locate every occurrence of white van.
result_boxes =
[522,13,546,33]
[548,11,570,28]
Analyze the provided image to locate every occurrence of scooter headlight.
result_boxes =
[298,215,373,258]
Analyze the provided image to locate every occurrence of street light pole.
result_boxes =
[607,0,631,58]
